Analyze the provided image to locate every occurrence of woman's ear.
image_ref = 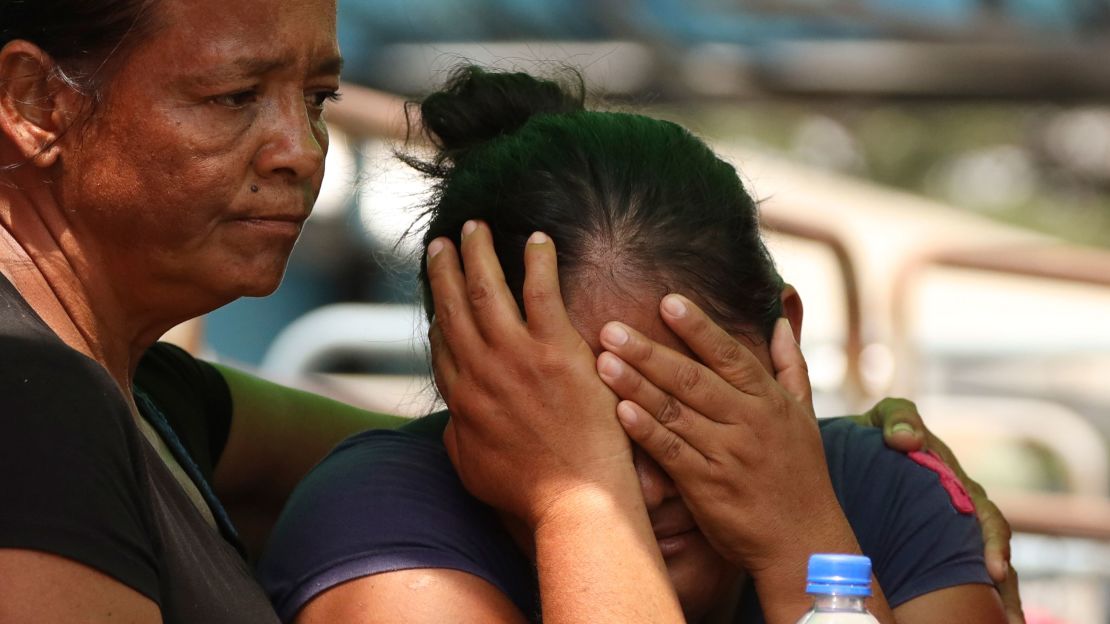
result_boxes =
[780,283,803,343]
[0,41,84,168]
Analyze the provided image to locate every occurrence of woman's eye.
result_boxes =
[211,90,258,109]
[307,90,342,110]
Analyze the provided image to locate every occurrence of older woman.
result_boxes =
[0,2,1020,623]
[0,0,360,621]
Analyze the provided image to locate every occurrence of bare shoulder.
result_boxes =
[892,583,1006,624]
[294,568,528,624]
[0,549,161,623]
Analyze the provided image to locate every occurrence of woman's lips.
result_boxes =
[656,528,698,558]
[651,503,699,558]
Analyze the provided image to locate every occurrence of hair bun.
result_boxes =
[419,65,584,159]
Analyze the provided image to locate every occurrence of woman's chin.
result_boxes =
[664,533,739,618]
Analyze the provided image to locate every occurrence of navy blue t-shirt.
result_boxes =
[258,413,991,622]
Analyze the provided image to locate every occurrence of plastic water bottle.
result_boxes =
[794,554,881,623]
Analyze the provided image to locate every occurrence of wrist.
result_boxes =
[528,466,644,531]
[749,512,862,624]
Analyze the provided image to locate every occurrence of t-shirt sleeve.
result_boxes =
[256,429,537,623]
[821,419,994,607]
[133,342,233,483]
[0,338,160,602]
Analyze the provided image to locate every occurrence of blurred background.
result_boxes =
[166,1,1110,621]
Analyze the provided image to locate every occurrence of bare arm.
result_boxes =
[894,584,1007,624]
[293,485,681,624]
[0,550,161,624]
[211,366,408,558]
[295,569,527,624]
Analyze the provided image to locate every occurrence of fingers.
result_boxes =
[598,321,751,421]
[521,232,574,342]
[426,236,483,358]
[428,320,458,402]
[656,294,773,398]
[597,352,724,440]
[975,498,1014,584]
[457,220,525,342]
[998,564,1025,624]
[615,400,705,482]
[866,398,926,453]
[769,317,813,413]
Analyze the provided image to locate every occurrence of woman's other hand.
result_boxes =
[850,400,1025,624]
[596,295,861,583]
[427,221,633,527]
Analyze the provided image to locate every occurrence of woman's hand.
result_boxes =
[426,221,634,527]
[851,400,1025,624]
[595,294,861,577]
[427,222,685,624]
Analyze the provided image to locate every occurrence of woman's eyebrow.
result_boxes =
[175,54,344,88]
[310,55,344,78]
[231,54,344,78]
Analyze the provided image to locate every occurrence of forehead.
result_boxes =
[566,281,679,356]
[564,280,773,372]
[134,0,339,79]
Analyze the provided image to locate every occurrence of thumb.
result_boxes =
[770,317,813,414]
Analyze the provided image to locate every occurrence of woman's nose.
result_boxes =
[634,448,678,511]
[253,95,326,183]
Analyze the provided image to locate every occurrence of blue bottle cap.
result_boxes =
[806,554,872,597]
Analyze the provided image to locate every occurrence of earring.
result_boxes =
[250,184,259,193]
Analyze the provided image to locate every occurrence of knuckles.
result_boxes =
[659,431,685,464]
[656,395,684,425]
[711,340,748,369]
[522,282,556,308]
[466,276,497,308]
[876,397,921,421]
[673,361,703,394]
[436,298,464,329]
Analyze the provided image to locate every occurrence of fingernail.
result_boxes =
[461,220,477,237]
[428,238,445,258]
[617,402,638,427]
[601,323,629,347]
[661,295,687,318]
[892,422,915,436]
[597,353,623,379]
[528,231,549,245]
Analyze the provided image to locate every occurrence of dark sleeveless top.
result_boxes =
[0,273,280,623]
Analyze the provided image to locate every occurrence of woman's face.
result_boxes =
[55,0,340,316]
[566,283,774,620]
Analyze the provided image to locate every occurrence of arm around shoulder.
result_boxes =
[831,424,1007,623]
[210,363,407,557]
[894,583,1007,623]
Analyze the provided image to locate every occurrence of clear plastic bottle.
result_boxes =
[794,554,881,624]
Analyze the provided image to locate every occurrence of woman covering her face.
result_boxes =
[258,67,1010,624]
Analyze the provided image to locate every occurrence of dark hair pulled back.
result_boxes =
[0,0,160,96]
[411,65,784,339]
[417,65,585,163]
